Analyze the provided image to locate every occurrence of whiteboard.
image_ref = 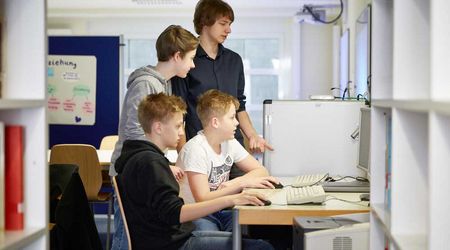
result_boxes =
[48,55,97,125]
[263,100,364,177]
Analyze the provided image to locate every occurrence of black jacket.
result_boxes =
[115,140,194,250]
[50,171,102,250]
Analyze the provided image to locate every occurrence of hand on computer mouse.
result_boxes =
[270,180,284,189]
[244,198,272,206]
[259,198,272,206]
[241,176,281,189]
[232,192,271,206]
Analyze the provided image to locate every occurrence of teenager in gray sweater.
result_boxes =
[111,25,198,250]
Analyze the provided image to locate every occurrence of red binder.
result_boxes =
[5,125,24,230]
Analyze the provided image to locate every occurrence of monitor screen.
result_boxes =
[355,5,371,98]
[358,107,371,174]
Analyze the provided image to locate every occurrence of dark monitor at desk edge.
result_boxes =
[357,107,371,176]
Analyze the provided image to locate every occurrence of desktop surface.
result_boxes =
[235,192,369,225]
[232,191,369,250]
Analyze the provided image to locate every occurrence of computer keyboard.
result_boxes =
[286,185,327,204]
[291,173,328,187]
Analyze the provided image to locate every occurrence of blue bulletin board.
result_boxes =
[48,36,120,148]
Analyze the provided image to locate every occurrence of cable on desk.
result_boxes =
[325,176,369,183]
[312,173,330,186]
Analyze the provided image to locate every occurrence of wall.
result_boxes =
[299,23,334,99]
[47,1,353,101]
[343,0,372,96]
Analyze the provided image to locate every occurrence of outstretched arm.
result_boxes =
[237,111,273,153]
[219,154,279,189]
[187,155,279,202]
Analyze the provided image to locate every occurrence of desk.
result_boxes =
[96,149,178,168]
[231,192,369,250]
[48,149,113,170]
[48,149,177,170]
[96,149,113,169]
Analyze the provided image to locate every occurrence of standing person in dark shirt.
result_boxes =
[115,93,273,250]
[172,0,273,178]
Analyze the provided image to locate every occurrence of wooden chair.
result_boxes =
[112,176,132,250]
[99,135,119,150]
[49,144,113,250]
[99,135,118,187]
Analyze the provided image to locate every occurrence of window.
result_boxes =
[225,38,280,134]
[123,38,157,96]
[124,37,281,135]
[127,39,157,69]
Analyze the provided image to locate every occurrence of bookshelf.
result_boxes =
[0,0,47,249]
[370,0,450,249]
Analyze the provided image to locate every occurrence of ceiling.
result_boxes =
[47,0,341,18]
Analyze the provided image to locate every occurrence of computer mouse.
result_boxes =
[360,193,370,201]
[259,198,272,206]
[245,198,271,206]
[270,181,284,189]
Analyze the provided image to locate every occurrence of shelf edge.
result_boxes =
[0,227,47,250]
[372,100,450,116]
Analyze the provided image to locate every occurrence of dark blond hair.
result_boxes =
[196,89,239,127]
[156,25,199,61]
[138,93,187,133]
[193,0,234,35]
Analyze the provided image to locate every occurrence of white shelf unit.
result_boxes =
[370,0,450,249]
[0,0,48,249]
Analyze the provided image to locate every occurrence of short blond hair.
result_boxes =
[156,25,199,61]
[138,93,187,133]
[196,89,239,127]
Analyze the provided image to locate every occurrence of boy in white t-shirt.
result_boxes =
[176,89,280,231]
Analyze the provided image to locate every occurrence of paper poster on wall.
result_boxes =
[47,55,97,125]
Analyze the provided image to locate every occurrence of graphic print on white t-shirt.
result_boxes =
[208,155,233,190]
[177,132,249,203]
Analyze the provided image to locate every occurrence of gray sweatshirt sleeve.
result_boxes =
[109,77,166,176]
[122,82,153,141]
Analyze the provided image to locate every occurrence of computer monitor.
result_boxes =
[357,107,371,176]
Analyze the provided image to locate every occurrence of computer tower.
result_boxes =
[293,214,369,250]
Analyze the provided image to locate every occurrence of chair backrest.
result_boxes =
[112,176,132,250]
[49,144,102,200]
[99,135,119,150]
